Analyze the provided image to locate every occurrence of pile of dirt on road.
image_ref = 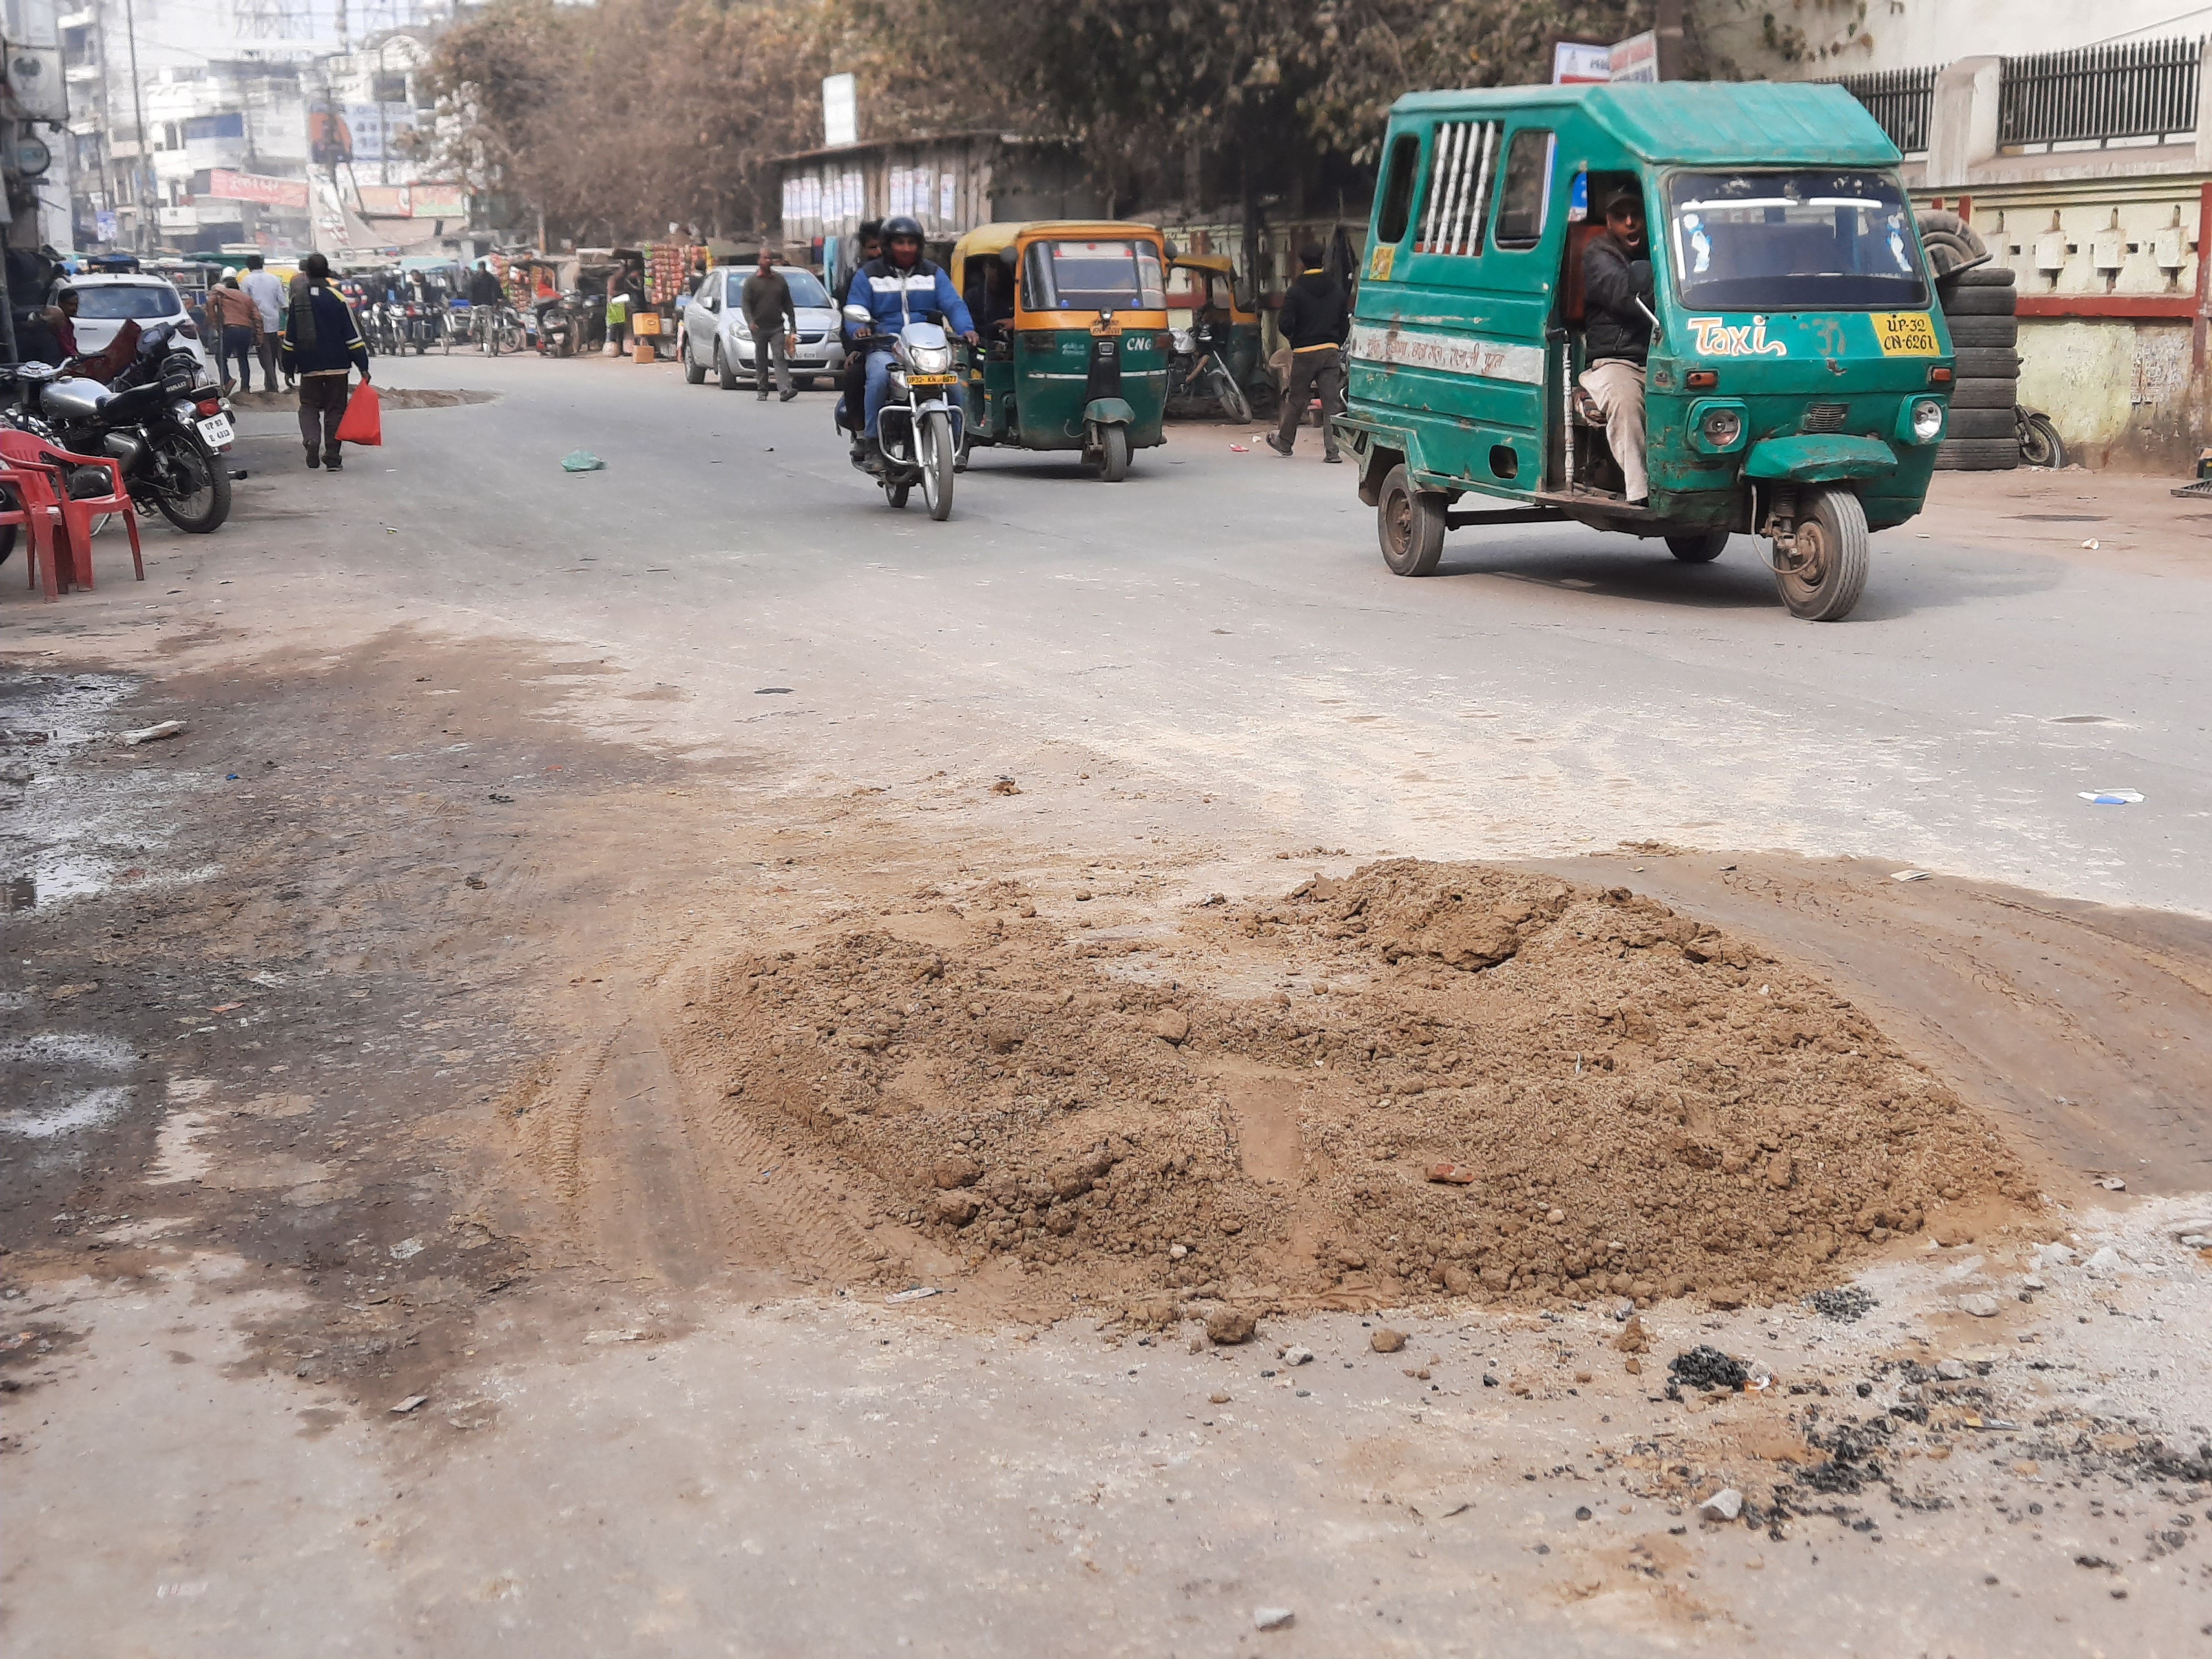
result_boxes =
[674,859,2034,1313]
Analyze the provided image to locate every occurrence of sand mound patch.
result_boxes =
[675,859,2032,1313]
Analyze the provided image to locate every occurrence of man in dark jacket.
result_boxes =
[1580,189,1654,504]
[279,252,371,471]
[835,221,883,441]
[739,248,798,402]
[1267,244,1348,462]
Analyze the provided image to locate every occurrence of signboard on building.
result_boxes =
[1608,30,1659,82]
[206,169,311,209]
[356,184,410,216]
[7,45,67,122]
[1552,41,1612,84]
[344,103,416,164]
[410,182,466,218]
[822,73,857,147]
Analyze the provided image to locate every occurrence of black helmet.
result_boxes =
[881,215,925,243]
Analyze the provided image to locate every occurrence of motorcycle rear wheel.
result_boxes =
[886,482,911,509]
[148,431,231,534]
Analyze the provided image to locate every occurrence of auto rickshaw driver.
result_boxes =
[843,215,978,471]
[1580,188,1654,505]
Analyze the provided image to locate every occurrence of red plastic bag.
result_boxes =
[333,380,382,446]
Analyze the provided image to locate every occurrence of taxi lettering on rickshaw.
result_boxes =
[1684,315,1788,358]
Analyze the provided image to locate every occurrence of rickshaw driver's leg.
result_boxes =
[1580,358,1648,504]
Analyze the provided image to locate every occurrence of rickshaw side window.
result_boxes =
[1493,129,1556,249]
[1375,133,1422,243]
[1414,119,1502,255]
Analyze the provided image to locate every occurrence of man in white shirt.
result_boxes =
[239,254,290,391]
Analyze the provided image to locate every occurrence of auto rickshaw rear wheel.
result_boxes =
[1772,487,1869,622]
[1098,425,1130,483]
[1377,465,1448,577]
[1666,530,1728,563]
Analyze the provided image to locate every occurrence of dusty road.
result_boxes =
[6,352,2212,1655]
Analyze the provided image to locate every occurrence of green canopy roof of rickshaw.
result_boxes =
[1389,81,1901,169]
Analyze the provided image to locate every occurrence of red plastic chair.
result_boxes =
[1,463,69,601]
[0,431,143,589]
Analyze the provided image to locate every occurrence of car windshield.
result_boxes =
[778,268,831,308]
[1667,170,1926,310]
[1024,240,1165,311]
[67,283,181,319]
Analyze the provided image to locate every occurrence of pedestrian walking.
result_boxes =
[1266,244,1348,463]
[239,254,286,393]
[604,284,631,355]
[740,247,798,401]
[279,252,371,472]
[207,273,263,394]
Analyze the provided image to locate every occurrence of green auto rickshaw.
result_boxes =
[950,221,1171,482]
[1335,81,1954,620]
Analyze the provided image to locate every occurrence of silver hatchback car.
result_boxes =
[680,265,846,391]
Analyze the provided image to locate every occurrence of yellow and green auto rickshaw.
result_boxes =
[950,221,1171,481]
[1162,251,1264,422]
[1335,81,1954,620]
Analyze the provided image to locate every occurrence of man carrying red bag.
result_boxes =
[279,252,371,472]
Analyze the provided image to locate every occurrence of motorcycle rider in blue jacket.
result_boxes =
[844,215,977,471]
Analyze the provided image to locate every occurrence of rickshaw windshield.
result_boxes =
[1022,240,1165,311]
[1667,170,1927,310]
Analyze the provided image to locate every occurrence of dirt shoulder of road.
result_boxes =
[1920,467,2212,581]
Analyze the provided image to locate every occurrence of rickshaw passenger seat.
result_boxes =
[1559,222,1609,326]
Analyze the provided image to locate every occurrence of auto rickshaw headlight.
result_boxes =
[1686,398,1749,455]
[1908,397,1945,444]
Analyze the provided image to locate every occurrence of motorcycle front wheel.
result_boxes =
[1211,362,1252,424]
[919,411,954,521]
[147,430,231,533]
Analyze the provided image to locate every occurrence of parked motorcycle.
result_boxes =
[4,323,234,533]
[837,302,961,520]
[1165,319,1252,422]
[534,294,574,358]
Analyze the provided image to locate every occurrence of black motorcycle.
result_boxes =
[5,324,234,533]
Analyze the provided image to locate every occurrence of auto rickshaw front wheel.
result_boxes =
[1377,465,1447,577]
[1771,487,1869,622]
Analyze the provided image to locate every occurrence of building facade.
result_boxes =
[1704,0,2210,469]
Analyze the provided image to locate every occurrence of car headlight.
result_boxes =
[1698,406,1743,449]
[909,343,952,373]
[1909,397,1944,444]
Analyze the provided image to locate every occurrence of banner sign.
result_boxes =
[205,169,310,209]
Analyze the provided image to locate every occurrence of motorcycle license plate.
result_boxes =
[907,373,957,387]
[197,413,235,447]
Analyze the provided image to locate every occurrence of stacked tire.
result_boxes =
[1919,208,2019,472]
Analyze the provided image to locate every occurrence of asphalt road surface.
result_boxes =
[6,352,2210,1656]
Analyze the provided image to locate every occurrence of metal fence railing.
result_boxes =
[1830,65,1939,155]
[1999,35,2203,147]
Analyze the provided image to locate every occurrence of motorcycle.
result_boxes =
[837,301,962,520]
[1165,319,1252,422]
[534,294,574,358]
[4,323,234,533]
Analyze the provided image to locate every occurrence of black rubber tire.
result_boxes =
[1934,436,2021,471]
[1944,315,2018,348]
[1773,487,1869,621]
[149,431,232,533]
[1376,463,1447,577]
[1953,347,2021,380]
[1211,364,1252,424]
[1937,284,2018,316]
[792,375,816,390]
[683,337,706,384]
[1944,264,2017,289]
[886,482,910,509]
[1948,377,2020,409]
[715,342,738,392]
[1914,208,1987,280]
[1666,530,1728,562]
[2019,411,2068,469]
[1945,406,2016,440]
[920,411,956,519]
[1098,424,1130,483]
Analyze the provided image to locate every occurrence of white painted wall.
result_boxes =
[1701,0,2212,79]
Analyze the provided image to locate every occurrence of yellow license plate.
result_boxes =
[909,373,957,386]
[1871,311,1939,356]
